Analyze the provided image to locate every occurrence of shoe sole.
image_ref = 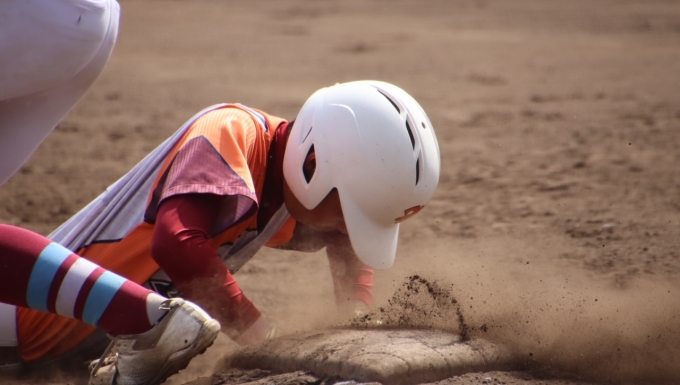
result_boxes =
[146,318,221,385]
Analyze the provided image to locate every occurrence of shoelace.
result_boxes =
[90,299,177,377]
[90,336,118,377]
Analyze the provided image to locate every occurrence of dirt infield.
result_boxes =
[1,0,680,384]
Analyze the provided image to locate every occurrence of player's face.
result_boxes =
[283,183,348,235]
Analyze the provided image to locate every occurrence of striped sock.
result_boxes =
[0,225,165,336]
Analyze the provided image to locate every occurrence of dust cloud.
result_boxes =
[361,237,680,384]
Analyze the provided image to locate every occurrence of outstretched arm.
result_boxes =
[151,193,271,343]
[276,224,374,313]
[324,232,374,314]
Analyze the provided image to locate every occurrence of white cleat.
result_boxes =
[89,298,220,385]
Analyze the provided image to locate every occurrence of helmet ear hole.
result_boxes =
[303,145,316,183]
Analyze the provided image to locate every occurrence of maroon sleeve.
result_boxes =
[151,193,261,337]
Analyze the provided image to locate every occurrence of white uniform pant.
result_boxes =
[0,0,120,347]
[0,303,16,347]
[0,0,120,186]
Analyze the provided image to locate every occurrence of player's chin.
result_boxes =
[304,223,338,233]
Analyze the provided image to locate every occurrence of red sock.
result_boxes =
[0,224,161,336]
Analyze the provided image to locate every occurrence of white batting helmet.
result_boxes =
[283,81,440,269]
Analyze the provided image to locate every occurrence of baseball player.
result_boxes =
[0,1,221,384]
[1,77,440,382]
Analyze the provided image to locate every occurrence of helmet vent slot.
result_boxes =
[415,158,420,185]
[377,90,400,114]
[405,120,415,149]
[302,125,313,143]
[303,145,316,183]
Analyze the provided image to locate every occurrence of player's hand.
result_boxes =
[233,316,278,346]
[351,310,384,328]
[343,300,384,328]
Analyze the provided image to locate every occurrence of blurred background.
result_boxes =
[1,1,680,383]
